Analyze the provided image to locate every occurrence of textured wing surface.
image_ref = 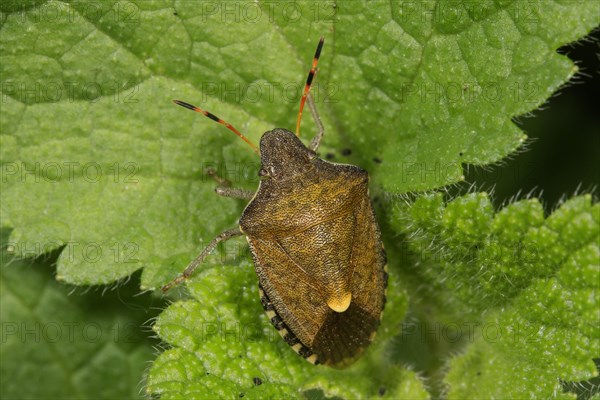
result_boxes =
[347,195,387,321]
[248,195,386,367]
[249,235,329,346]
[278,212,355,309]
[310,194,386,366]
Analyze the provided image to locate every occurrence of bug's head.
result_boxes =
[258,129,316,180]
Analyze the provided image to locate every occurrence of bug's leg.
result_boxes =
[206,167,255,200]
[161,227,243,292]
[206,167,231,187]
[307,92,325,152]
[215,187,255,200]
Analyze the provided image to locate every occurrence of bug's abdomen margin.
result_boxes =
[257,283,320,365]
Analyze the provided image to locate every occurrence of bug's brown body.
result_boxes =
[164,37,387,368]
[240,129,387,367]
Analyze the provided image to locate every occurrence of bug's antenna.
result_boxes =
[296,37,324,137]
[173,100,259,154]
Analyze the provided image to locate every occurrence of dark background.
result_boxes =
[466,28,599,211]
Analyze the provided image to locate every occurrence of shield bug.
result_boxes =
[163,38,387,368]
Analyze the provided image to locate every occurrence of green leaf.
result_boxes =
[330,1,599,191]
[1,0,598,398]
[392,194,599,396]
[146,261,428,399]
[0,230,159,399]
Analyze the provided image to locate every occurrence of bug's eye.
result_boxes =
[258,167,269,177]
[307,150,317,160]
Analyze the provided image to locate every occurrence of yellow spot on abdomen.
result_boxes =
[327,292,352,313]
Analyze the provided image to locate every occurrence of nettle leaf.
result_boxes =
[146,261,429,399]
[0,231,158,399]
[0,0,597,398]
[331,1,599,191]
[391,194,599,396]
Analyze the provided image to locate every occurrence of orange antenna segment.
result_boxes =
[173,100,259,154]
[296,37,324,137]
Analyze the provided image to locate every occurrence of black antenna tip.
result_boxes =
[173,99,196,111]
[315,37,324,58]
